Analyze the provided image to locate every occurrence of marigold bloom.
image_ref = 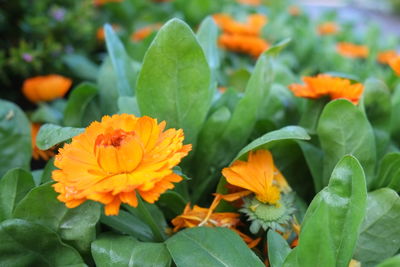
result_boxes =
[31,123,55,161]
[52,114,191,215]
[288,5,301,16]
[389,56,400,76]
[219,34,269,58]
[213,14,267,36]
[377,50,398,64]
[22,75,72,103]
[131,24,161,42]
[336,42,369,59]
[289,74,364,104]
[94,0,123,6]
[222,150,289,205]
[236,0,261,6]
[317,22,339,35]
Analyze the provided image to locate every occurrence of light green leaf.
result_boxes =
[0,99,31,176]
[354,188,400,265]
[284,155,367,267]
[63,53,99,81]
[317,99,376,187]
[268,230,291,267]
[0,169,35,222]
[136,18,212,145]
[31,103,63,125]
[0,219,85,266]
[97,57,119,115]
[36,124,84,150]
[197,16,220,77]
[377,255,400,267]
[166,227,264,267]
[118,96,141,116]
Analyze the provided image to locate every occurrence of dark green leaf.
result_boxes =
[370,152,400,191]
[166,227,264,267]
[0,169,35,222]
[354,188,400,265]
[317,99,376,187]
[268,230,291,267]
[63,53,99,81]
[136,18,212,145]
[0,99,31,176]
[297,140,324,191]
[0,219,85,266]
[36,124,84,150]
[40,157,56,185]
[284,155,367,267]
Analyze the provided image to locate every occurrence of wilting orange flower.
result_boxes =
[236,0,261,6]
[213,14,267,36]
[219,34,269,58]
[336,42,369,59]
[52,114,191,215]
[377,50,398,64]
[288,5,301,16]
[317,22,339,35]
[31,123,55,161]
[22,75,72,103]
[222,150,289,205]
[94,0,123,6]
[289,74,364,104]
[390,56,400,76]
[131,24,162,42]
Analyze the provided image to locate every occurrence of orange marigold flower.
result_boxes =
[377,50,398,64]
[31,123,55,161]
[336,42,369,59]
[389,56,400,76]
[94,0,123,6]
[236,0,261,6]
[213,14,267,36]
[131,24,162,42]
[288,5,301,16]
[22,75,72,103]
[317,22,339,35]
[289,74,364,104]
[222,150,289,205]
[219,33,269,58]
[52,114,192,216]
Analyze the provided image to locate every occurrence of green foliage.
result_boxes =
[36,123,84,150]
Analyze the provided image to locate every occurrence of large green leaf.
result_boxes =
[354,188,400,266]
[361,78,391,158]
[97,57,119,115]
[377,255,400,267]
[0,169,35,222]
[268,230,291,267]
[317,99,376,187]
[63,82,99,127]
[92,234,171,267]
[36,124,84,150]
[13,184,101,253]
[284,155,367,267]
[105,24,136,96]
[166,227,264,267]
[370,152,400,191]
[197,16,220,80]
[136,18,212,145]
[0,219,85,266]
[0,99,31,176]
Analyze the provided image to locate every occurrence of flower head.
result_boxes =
[289,74,364,104]
[31,123,55,161]
[389,56,400,76]
[22,75,72,103]
[317,22,339,35]
[219,34,269,58]
[52,114,191,215]
[336,42,369,59]
[213,14,267,36]
[377,50,398,64]
[131,24,161,42]
[288,5,301,16]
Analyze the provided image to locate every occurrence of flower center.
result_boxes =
[95,128,135,148]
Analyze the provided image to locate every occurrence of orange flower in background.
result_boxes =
[52,114,191,215]
[213,14,267,36]
[222,150,290,205]
[336,42,369,58]
[219,34,269,58]
[236,0,261,6]
[94,0,123,6]
[22,75,72,103]
[377,50,398,64]
[288,5,301,16]
[289,74,364,104]
[31,123,55,161]
[317,22,339,35]
[390,56,400,76]
[131,24,162,42]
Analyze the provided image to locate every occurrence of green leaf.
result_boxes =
[0,99,31,176]
[136,18,212,145]
[361,78,391,158]
[157,190,187,219]
[13,184,101,253]
[166,227,264,267]
[284,155,367,267]
[118,96,141,116]
[31,103,63,124]
[266,38,291,56]
[63,82,99,127]
[0,169,35,222]
[370,152,400,191]
[390,84,400,141]
[354,188,400,265]
[36,124,84,150]
[105,24,136,96]
[40,157,57,185]
[0,219,85,266]
[297,140,324,191]
[197,16,220,77]
[97,57,119,115]
[63,53,99,81]
[268,230,291,267]
[317,99,376,187]
[377,255,400,267]
[92,234,171,267]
